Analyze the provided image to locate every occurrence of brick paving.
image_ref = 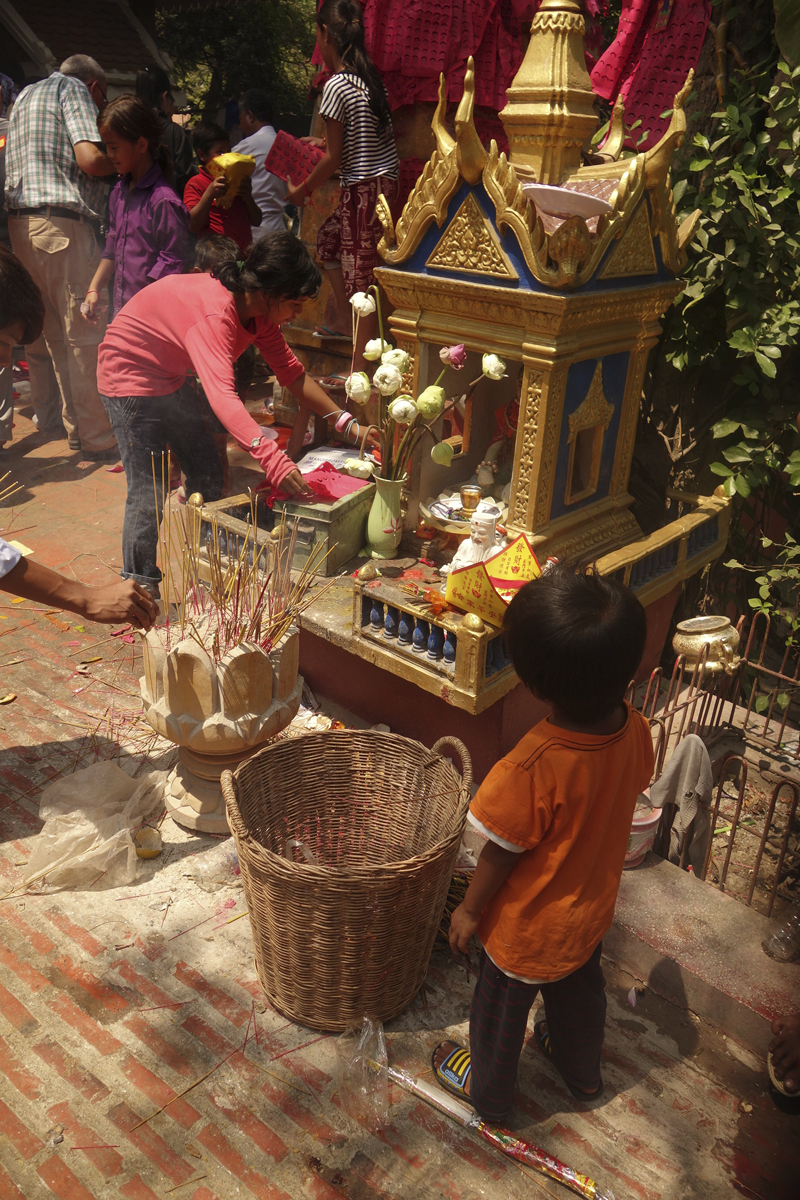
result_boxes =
[0,400,797,1200]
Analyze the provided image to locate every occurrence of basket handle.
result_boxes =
[431,736,473,792]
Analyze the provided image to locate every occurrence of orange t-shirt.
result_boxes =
[470,704,654,981]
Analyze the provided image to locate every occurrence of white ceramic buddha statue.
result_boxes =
[441,508,506,574]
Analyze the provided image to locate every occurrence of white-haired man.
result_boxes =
[4,55,118,460]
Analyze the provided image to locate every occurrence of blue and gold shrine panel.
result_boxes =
[548,352,629,522]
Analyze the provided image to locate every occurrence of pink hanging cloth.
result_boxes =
[590,0,711,151]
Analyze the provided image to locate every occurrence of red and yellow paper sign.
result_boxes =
[445,534,541,626]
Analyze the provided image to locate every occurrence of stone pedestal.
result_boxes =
[140,626,302,833]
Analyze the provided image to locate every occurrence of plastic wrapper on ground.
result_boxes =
[23,761,165,891]
[335,1016,389,1131]
[185,837,242,892]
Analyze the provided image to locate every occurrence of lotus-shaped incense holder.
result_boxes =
[140,625,302,833]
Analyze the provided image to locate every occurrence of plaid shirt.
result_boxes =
[4,73,108,220]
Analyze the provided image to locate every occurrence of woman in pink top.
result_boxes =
[98,232,371,595]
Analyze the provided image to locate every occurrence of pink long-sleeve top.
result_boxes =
[97,273,303,486]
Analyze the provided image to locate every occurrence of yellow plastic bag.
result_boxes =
[207,152,255,207]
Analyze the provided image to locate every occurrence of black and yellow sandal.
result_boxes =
[534,1020,604,1100]
[431,1041,475,1107]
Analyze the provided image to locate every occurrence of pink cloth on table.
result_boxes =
[97,273,304,488]
[256,461,371,505]
[591,0,710,151]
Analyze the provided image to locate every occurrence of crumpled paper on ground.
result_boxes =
[24,761,166,891]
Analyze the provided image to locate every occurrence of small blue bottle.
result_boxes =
[398,610,413,645]
[427,624,445,661]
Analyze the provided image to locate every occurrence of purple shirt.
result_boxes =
[102,163,190,314]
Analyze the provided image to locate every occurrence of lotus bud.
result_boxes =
[431,442,454,466]
[341,457,374,479]
[381,347,410,373]
[364,337,391,361]
[388,396,417,425]
[345,371,371,403]
[416,385,446,420]
[439,343,467,369]
[373,363,403,396]
[482,353,506,380]
[350,291,376,316]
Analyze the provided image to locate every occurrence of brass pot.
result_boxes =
[672,615,740,675]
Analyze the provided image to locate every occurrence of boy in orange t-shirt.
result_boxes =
[433,565,654,1121]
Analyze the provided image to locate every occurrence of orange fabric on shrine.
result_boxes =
[471,703,654,980]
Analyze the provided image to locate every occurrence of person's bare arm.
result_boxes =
[449,840,521,954]
[285,119,343,204]
[1,558,157,630]
[73,140,116,177]
[83,258,114,323]
[187,175,227,235]
[287,372,379,447]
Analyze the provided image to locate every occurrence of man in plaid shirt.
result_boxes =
[5,55,118,459]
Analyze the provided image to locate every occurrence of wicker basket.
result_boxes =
[221,730,472,1031]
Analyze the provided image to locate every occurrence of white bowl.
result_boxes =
[522,183,612,219]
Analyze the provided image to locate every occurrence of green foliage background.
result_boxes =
[156,0,317,119]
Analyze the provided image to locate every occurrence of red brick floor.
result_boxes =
[0,400,797,1200]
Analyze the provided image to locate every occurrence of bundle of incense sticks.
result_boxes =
[384,1064,615,1200]
[152,458,334,661]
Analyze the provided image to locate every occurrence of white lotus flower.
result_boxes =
[373,363,403,396]
[482,353,506,380]
[381,347,410,373]
[345,371,371,403]
[350,291,376,317]
[363,338,391,361]
[341,457,374,479]
[388,396,417,425]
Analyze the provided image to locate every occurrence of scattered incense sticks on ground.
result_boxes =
[242,1055,318,1101]
[269,1034,329,1062]
[70,1145,120,1152]
[136,1000,195,1013]
[167,912,218,941]
[114,942,135,950]
[164,1177,207,1194]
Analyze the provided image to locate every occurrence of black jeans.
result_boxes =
[101,385,223,588]
[469,944,606,1122]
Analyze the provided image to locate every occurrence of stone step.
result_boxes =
[607,854,800,1054]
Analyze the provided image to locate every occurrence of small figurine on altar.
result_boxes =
[475,366,521,497]
[441,507,506,574]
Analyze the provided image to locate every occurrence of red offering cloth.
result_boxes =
[256,461,371,505]
[264,131,325,184]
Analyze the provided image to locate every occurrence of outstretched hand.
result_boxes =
[280,468,315,498]
[82,579,158,631]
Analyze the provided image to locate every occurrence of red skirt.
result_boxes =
[316,175,399,298]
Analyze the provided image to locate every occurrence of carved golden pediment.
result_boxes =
[376,43,698,288]
[598,200,657,279]
[426,193,518,279]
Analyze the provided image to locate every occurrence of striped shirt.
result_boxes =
[319,72,398,187]
[4,73,108,220]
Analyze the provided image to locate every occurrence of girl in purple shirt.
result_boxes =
[83,96,190,321]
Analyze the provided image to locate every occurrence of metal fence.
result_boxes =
[633,616,800,916]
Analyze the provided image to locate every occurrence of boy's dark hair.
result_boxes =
[192,234,239,274]
[503,563,647,723]
[191,122,229,160]
[317,0,392,135]
[215,231,321,301]
[239,89,273,125]
[0,245,45,343]
[98,93,172,180]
